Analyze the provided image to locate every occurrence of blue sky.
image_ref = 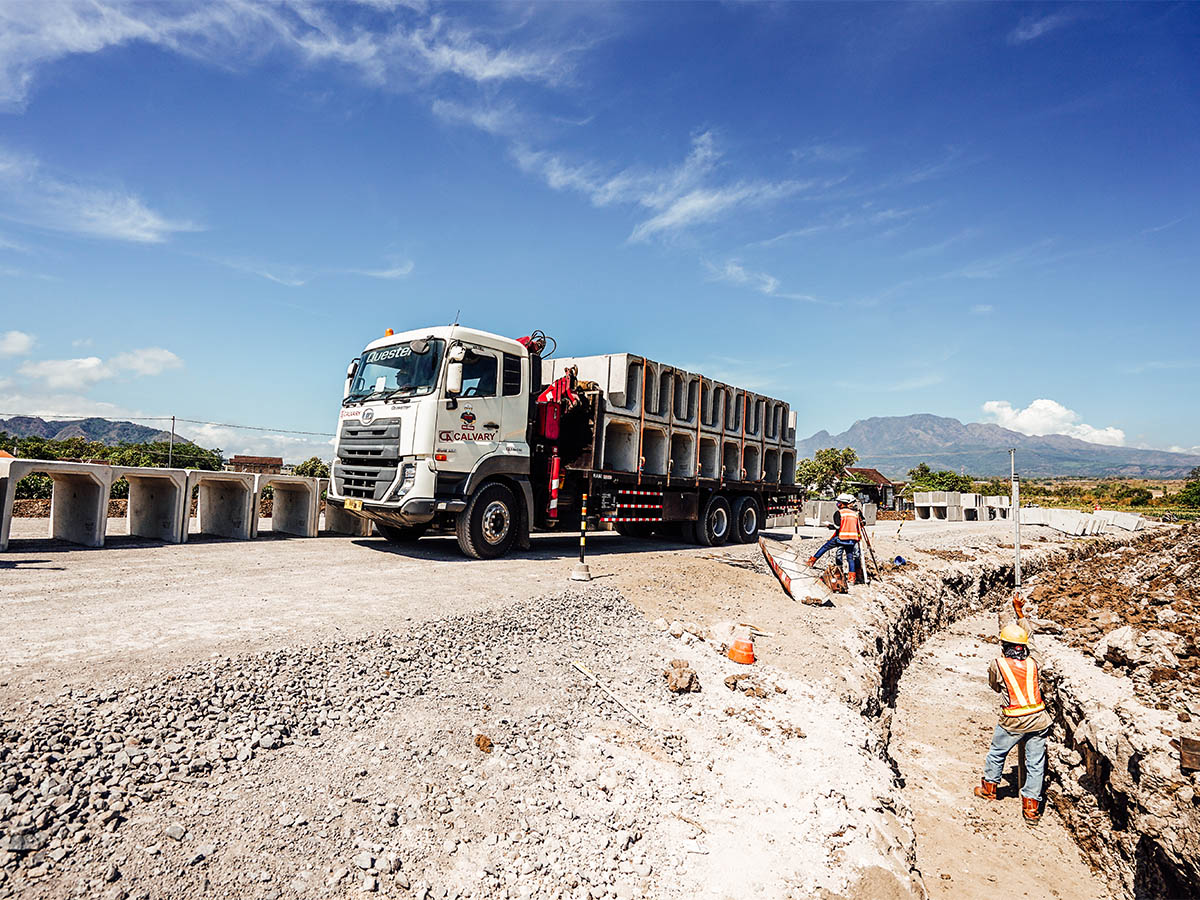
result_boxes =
[0,1,1197,460]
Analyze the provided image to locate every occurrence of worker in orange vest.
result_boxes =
[807,494,863,584]
[974,595,1051,825]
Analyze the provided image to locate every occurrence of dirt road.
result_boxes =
[890,609,1109,899]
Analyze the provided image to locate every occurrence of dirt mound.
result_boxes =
[1030,524,1199,709]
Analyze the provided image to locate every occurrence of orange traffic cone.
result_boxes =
[727,638,755,665]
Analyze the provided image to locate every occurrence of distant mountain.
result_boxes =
[797,414,1200,479]
[0,416,178,445]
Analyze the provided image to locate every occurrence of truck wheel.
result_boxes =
[378,523,428,544]
[696,494,731,546]
[731,495,761,544]
[456,482,519,559]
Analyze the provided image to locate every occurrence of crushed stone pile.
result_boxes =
[0,586,913,900]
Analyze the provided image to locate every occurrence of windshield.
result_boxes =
[345,338,445,404]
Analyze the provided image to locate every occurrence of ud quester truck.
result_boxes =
[328,325,799,559]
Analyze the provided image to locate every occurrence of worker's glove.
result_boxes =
[1012,593,1025,619]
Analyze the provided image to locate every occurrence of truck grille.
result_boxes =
[334,421,400,500]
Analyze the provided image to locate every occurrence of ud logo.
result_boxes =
[361,408,375,425]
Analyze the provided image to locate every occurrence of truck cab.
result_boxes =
[331,325,535,558]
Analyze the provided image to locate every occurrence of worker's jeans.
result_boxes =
[983,724,1048,799]
[812,537,858,574]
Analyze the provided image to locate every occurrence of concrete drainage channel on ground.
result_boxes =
[874,527,1200,900]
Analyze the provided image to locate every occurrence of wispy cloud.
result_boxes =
[703,259,824,304]
[0,147,198,243]
[511,131,814,242]
[1119,359,1200,376]
[212,254,415,286]
[1008,12,1077,45]
[899,227,979,259]
[790,142,863,164]
[1141,215,1187,235]
[834,373,944,392]
[971,304,993,315]
[18,347,183,390]
[431,98,523,137]
[752,204,924,249]
[0,1,573,111]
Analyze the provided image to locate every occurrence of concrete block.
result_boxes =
[1110,511,1143,532]
[862,502,877,526]
[0,458,113,551]
[254,474,319,538]
[959,493,980,508]
[111,466,188,543]
[318,479,372,536]
[780,450,796,485]
[931,492,947,505]
[946,506,964,522]
[183,470,255,542]
[914,491,932,506]
[915,504,931,520]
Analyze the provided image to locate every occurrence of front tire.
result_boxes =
[731,495,761,544]
[695,493,731,547]
[456,482,519,559]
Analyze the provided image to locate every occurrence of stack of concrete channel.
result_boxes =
[913,491,1010,522]
[1019,506,1144,536]
[0,458,368,552]
[801,499,877,527]
[543,353,797,485]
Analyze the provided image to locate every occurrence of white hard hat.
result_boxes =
[836,493,856,504]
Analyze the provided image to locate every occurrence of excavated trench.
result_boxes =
[859,532,1197,900]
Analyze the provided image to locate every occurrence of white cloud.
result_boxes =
[981,398,1126,446]
[971,304,993,315]
[213,254,414,285]
[1008,13,1076,45]
[0,1,570,111]
[0,330,34,356]
[18,346,182,389]
[431,98,523,137]
[183,422,334,463]
[0,147,198,243]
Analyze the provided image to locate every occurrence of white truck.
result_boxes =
[329,325,799,558]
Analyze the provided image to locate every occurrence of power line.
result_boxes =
[0,411,333,438]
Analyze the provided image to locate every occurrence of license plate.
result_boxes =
[344,498,363,511]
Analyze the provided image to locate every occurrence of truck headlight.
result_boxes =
[388,463,417,501]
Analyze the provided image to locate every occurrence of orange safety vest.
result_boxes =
[996,656,1045,716]
[837,509,861,541]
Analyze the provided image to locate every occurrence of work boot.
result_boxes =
[1022,797,1041,825]
[806,556,817,567]
[973,779,998,801]
[847,571,857,585]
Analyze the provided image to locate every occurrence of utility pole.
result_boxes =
[169,415,176,468]
[1010,448,1021,589]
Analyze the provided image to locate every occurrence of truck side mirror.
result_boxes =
[344,358,360,399]
[446,361,463,395]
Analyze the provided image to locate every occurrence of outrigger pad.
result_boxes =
[758,537,835,606]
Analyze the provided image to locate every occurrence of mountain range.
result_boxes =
[797,414,1200,479]
[0,416,177,445]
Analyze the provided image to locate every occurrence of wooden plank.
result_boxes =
[1181,737,1200,772]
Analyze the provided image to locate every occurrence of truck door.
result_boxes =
[435,348,504,474]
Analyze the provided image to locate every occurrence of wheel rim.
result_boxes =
[742,505,757,535]
[711,506,728,539]
[481,500,511,545]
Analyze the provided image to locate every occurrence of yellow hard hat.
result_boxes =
[999,623,1029,645]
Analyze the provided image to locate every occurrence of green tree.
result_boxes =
[795,447,858,498]
[1178,467,1200,508]
[907,462,973,492]
[294,456,331,479]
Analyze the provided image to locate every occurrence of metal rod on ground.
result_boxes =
[863,528,881,577]
[571,492,591,581]
[571,661,649,728]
